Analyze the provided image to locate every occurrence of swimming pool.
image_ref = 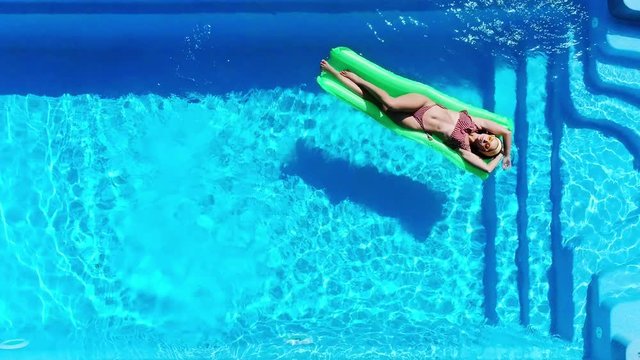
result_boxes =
[0,0,638,358]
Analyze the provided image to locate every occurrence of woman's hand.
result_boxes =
[502,154,512,170]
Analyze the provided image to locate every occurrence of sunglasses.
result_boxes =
[479,135,497,150]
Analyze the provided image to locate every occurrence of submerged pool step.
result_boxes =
[596,60,640,91]
[592,17,640,67]
[609,0,640,21]
[587,265,640,360]
[581,0,640,108]
[523,55,552,334]
[583,16,640,106]
[589,0,640,59]
[604,32,640,59]
[590,60,640,108]
[484,56,555,336]
[545,53,577,342]
[568,32,640,168]
[580,3,640,169]
[569,44,640,170]
[490,55,554,336]
[550,41,640,345]
[492,60,520,326]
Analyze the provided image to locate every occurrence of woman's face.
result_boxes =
[475,134,501,155]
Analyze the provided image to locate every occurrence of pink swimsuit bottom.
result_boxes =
[412,104,480,151]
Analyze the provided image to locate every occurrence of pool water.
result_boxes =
[0,90,575,359]
[0,0,638,359]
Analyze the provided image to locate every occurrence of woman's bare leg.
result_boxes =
[340,71,431,112]
[320,60,365,97]
[320,59,429,136]
[320,60,429,112]
[387,111,424,132]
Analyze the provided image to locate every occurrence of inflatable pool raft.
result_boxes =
[316,46,514,180]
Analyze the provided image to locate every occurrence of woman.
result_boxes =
[320,60,512,173]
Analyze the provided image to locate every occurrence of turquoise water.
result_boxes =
[0,88,577,358]
[2,0,640,358]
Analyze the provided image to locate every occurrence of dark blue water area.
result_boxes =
[0,0,463,14]
[0,11,499,97]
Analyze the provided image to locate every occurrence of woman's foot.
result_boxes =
[320,59,339,76]
[320,59,366,97]
[339,70,363,84]
[320,60,363,84]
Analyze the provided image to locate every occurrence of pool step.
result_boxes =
[522,55,552,334]
[494,45,596,343]
[492,59,519,326]
[602,32,640,59]
[490,55,554,335]
[586,265,640,360]
[590,0,640,63]
[584,56,640,108]
[583,10,640,107]
[568,40,640,170]
[547,31,640,348]
[546,53,576,342]
[577,0,640,112]
[595,59,640,92]
[580,1,640,172]
[609,0,640,22]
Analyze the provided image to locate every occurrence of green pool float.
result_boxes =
[316,46,514,180]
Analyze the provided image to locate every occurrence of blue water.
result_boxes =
[0,0,639,359]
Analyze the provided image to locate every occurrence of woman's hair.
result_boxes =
[472,135,503,159]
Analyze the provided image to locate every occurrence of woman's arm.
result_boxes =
[460,150,504,173]
[472,117,512,169]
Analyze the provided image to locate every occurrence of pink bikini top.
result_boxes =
[447,110,481,151]
[412,104,480,151]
